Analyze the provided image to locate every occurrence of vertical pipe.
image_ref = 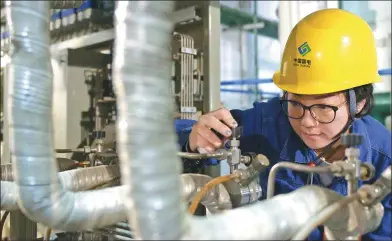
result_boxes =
[253,1,259,101]
[113,1,184,239]
[202,1,221,178]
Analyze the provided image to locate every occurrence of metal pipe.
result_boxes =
[6,1,126,231]
[183,186,352,240]
[1,158,78,181]
[267,161,342,199]
[178,150,228,160]
[292,190,385,240]
[292,193,361,240]
[368,166,391,204]
[252,0,259,101]
[1,165,123,211]
[113,1,183,239]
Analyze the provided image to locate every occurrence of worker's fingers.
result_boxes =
[194,133,216,153]
[196,125,223,148]
[199,115,232,139]
[210,108,238,128]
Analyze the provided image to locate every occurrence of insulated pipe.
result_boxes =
[1,164,122,211]
[6,1,126,231]
[59,164,120,191]
[1,158,78,181]
[182,186,370,240]
[113,1,184,239]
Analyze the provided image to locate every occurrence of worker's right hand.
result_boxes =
[188,108,238,153]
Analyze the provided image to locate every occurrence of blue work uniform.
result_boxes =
[176,97,391,241]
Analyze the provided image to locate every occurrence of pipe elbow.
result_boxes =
[17,185,127,231]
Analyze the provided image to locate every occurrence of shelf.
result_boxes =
[50,28,114,53]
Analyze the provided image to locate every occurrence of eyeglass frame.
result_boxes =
[279,99,348,124]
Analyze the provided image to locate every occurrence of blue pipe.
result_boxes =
[378,68,392,76]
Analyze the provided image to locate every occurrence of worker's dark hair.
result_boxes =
[351,83,374,118]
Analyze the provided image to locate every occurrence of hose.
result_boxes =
[6,1,126,231]
[267,161,342,199]
[112,1,182,239]
[291,193,361,240]
[0,211,10,241]
[188,174,238,215]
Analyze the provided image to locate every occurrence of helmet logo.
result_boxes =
[298,42,311,57]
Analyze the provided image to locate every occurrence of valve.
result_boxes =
[224,153,270,208]
[342,133,363,147]
[226,126,243,173]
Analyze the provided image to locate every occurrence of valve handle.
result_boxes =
[341,133,363,147]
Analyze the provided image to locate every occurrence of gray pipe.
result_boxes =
[112,1,184,239]
[59,164,120,191]
[182,186,381,240]
[1,164,122,211]
[1,158,78,181]
[5,1,126,231]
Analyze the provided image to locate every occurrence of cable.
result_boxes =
[44,177,121,241]
[266,162,341,199]
[188,174,237,215]
[291,193,361,240]
[0,211,10,241]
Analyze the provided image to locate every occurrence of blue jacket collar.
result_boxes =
[279,119,373,164]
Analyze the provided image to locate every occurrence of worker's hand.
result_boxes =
[189,108,237,153]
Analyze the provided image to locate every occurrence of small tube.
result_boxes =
[178,151,227,160]
[267,162,340,199]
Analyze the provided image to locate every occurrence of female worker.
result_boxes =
[177,8,391,240]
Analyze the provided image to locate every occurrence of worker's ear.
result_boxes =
[356,98,367,114]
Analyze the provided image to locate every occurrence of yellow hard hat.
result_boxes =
[273,8,381,95]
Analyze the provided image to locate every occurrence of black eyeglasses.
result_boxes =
[280,99,347,124]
